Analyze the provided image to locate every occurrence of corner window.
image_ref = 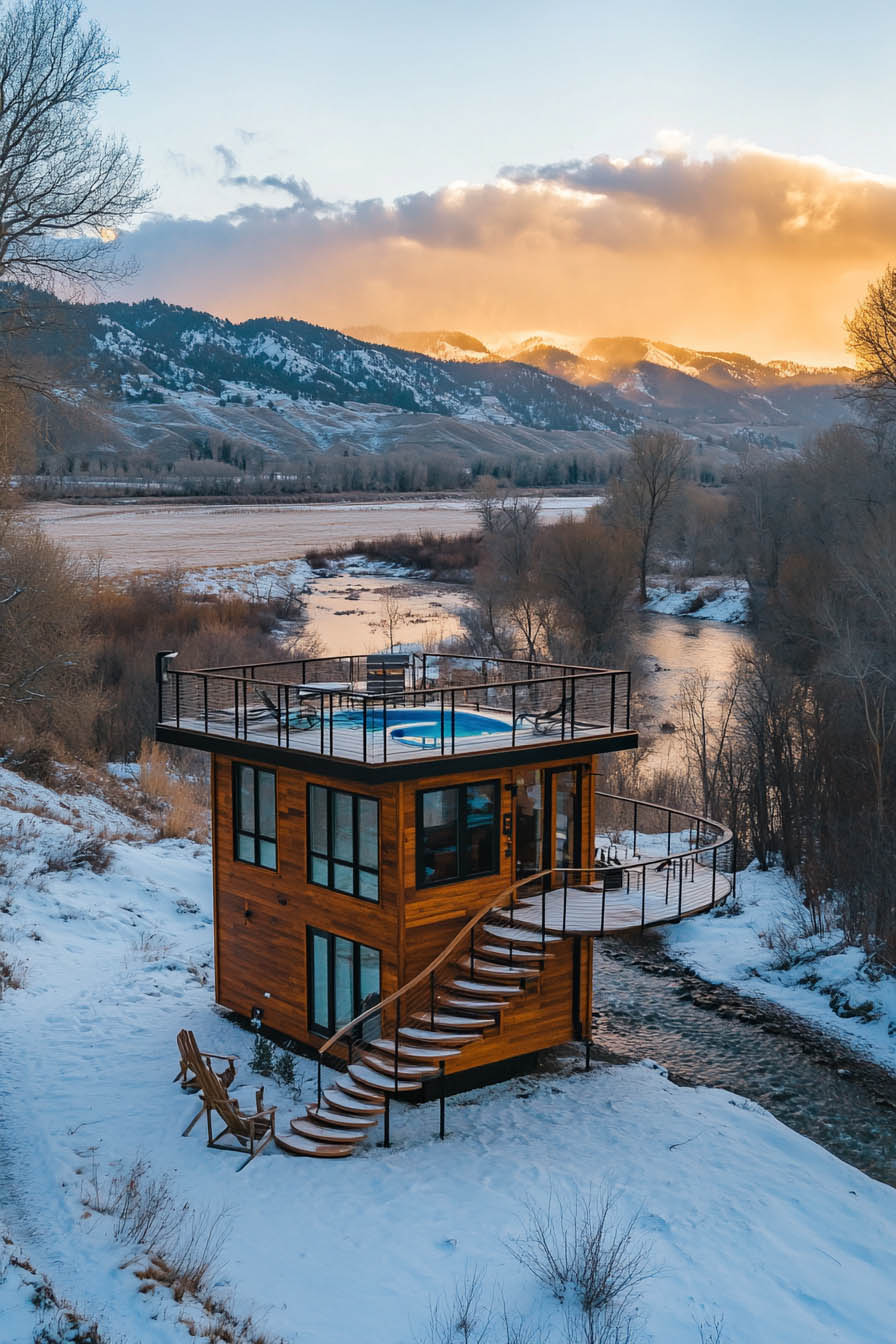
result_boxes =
[308,785,379,901]
[234,764,277,869]
[417,781,499,887]
[308,928,381,1039]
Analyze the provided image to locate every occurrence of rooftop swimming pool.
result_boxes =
[330,705,511,746]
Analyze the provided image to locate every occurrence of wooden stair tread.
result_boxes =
[446,977,524,996]
[409,1010,495,1031]
[475,942,551,962]
[456,959,541,981]
[368,1038,462,1061]
[435,993,507,1012]
[321,1086,384,1115]
[338,1075,391,1103]
[348,1062,422,1093]
[308,1103,380,1129]
[357,1050,440,1081]
[275,1132,354,1158]
[482,923,561,944]
[290,1116,368,1144]
[399,1025,481,1046]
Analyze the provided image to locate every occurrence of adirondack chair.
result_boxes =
[194,1059,277,1172]
[174,1028,237,1092]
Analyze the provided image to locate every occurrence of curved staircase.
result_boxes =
[275,915,558,1157]
[275,800,734,1159]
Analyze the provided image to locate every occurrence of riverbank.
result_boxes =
[661,863,896,1070]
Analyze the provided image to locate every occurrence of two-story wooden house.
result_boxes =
[156,650,731,1157]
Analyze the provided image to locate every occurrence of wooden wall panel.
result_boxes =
[211,747,600,1068]
[212,753,402,1048]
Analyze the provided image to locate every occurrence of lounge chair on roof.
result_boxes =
[256,687,320,730]
[515,693,570,735]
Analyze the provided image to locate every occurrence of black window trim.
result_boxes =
[306,926,381,1039]
[306,783,380,903]
[416,779,501,889]
[233,763,277,869]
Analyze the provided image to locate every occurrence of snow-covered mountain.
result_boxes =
[360,327,854,435]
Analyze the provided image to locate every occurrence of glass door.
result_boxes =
[547,767,581,872]
[514,766,581,879]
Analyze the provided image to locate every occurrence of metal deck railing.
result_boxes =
[156,652,633,765]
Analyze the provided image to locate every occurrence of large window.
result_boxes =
[308,929,381,1039]
[308,785,379,901]
[234,764,277,869]
[417,781,499,887]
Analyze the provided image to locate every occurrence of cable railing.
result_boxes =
[310,792,734,1136]
[156,651,633,764]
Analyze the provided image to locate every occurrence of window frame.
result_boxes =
[416,779,501,888]
[306,926,381,1039]
[233,763,278,870]
[306,784,380,903]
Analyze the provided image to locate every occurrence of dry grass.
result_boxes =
[137,742,209,842]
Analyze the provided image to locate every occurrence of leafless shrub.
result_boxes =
[695,1315,727,1344]
[419,1269,493,1344]
[137,741,209,842]
[43,832,111,874]
[507,1186,652,1343]
[32,1306,107,1344]
[0,945,28,994]
[83,1157,230,1306]
[130,931,174,964]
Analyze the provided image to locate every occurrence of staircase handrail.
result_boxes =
[317,793,734,1061]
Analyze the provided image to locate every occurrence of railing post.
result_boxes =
[393,995,400,1092]
[203,676,208,733]
[632,801,638,858]
[512,682,517,747]
[328,692,334,756]
[174,672,181,729]
[640,863,646,928]
[570,676,576,740]
[451,690,456,755]
[440,691,446,757]
[439,1061,446,1140]
[233,678,239,737]
[711,846,718,907]
[317,1056,322,1108]
[383,1095,390,1148]
[562,870,568,935]
[362,699,367,763]
[600,882,606,935]
[430,971,436,1029]
[469,927,475,979]
[678,855,683,920]
[666,809,672,857]
[626,671,631,730]
[609,672,616,733]
[731,830,738,901]
[276,684,282,746]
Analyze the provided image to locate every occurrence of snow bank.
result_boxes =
[644,577,750,625]
[663,863,896,1070]
[1,770,894,1342]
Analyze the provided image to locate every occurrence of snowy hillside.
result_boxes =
[1,764,896,1343]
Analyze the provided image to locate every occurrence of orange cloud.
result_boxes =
[121,143,896,363]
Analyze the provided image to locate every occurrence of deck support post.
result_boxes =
[439,1061,446,1140]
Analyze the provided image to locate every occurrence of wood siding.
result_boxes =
[212,750,598,1071]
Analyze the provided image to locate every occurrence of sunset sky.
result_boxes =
[88,0,896,363]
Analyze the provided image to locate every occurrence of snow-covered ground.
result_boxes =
[643,578,750,625]
[1,766,895,1343]
[662,863,896,1071]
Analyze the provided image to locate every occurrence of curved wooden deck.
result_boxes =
[275,801,734,1159]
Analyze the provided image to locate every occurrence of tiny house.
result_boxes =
[156,650,731,1157]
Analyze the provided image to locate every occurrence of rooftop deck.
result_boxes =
[156,652,635,770]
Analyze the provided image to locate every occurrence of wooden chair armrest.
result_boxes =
[200,1051,238,1064]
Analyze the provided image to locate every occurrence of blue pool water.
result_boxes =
[331,706,510,742]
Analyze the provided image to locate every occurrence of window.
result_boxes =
[417,781,499,886]
[308,929,381,1039]
[234,764,277,869]
[308,785,379,901]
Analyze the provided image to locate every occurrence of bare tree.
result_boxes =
[0,0,153,474]
[613,430,691,603]
[0,0,152,291]
[844,264,896,425]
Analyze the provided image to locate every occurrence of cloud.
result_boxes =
[121,143,896,362]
